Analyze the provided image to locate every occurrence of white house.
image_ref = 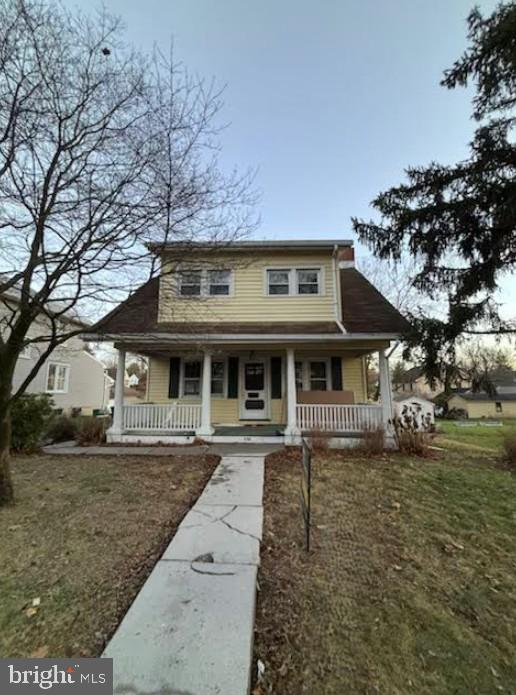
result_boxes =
[2,287,111,415]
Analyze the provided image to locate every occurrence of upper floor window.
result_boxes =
[47,363,69,393]
[297,268,320,294]
[177,269,232,297]
[208,270,231,296]
[266,267,322,296]
[179,271,202,297]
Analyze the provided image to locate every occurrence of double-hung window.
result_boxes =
[267,269,290,295]
[179,271,202,297]
[183,361,201,395]
[182,359,226,396]
[47,363,69,393]
[208,270,231,296]
[297,268,320,294]
[266,268,321,296]
[295,360,330,391]
[309,361,328,390]
[211,360,225,395]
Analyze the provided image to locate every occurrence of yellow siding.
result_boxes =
[146,353,370,424]
[342,357,367,402]
[158,251,336,323]
[449,396,516,419]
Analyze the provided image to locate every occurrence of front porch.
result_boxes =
[108,343,394,448]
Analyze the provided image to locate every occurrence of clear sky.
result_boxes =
[69,0,513,313]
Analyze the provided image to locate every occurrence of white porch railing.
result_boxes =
[296,404,383,433]
[122,404,202,432]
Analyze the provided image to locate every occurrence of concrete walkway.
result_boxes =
[103,452,266,695]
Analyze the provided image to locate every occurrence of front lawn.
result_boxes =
[253,447,516,694]
[436,418,516,452]
[0,453,218,657]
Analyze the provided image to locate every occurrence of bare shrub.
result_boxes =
[77,418,108,446]
[357,426,385,457]
[308,428,330,452]
[503,432,516,469]
[392,416,431,456]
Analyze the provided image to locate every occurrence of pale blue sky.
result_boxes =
[69,0,513,313]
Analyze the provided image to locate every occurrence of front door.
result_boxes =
[241,361,267,419]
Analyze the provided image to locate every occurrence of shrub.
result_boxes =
[357,426,385,456]
[46,415,79,443]
[446,407,468,420]
[10,394,54,452]
[77,417,107,445]
[308,428,330,452]
[503,432,516,469]
[392,416,431,456]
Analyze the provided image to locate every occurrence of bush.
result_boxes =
[446,407,468,420]
[46,415,79,443]
[10,394,54,452]
[77,417,107,445]
[308,428,330,452]
[392,416,431,456]
[503,432,516,469]
[357,426,385,456]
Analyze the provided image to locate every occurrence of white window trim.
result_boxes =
[179,357,228,399]
[294,358,332,391]
[264,265,324,297]
[176,269,234,299]
[46,362,70,394]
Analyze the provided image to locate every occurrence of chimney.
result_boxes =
[337,245,355,268]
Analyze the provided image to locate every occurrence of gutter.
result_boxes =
[332,244,347,335]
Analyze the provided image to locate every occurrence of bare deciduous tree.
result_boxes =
[0,0,257,505]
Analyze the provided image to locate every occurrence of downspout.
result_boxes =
[332,244,346,335]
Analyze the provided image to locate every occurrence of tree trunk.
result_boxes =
[0,408,14,506]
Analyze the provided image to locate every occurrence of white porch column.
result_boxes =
[284,347,300,441]
[197,350,214,437]
[378,348,393,428]
[111,348,126,435]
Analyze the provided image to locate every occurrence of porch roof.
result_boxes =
[87,267,410,341]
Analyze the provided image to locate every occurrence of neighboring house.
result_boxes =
[86,239,409,445]
[448,370,516,418]
[2,288,111,415]
[448,388,516,419]
[392,366,440,398]
[393,394,435,429]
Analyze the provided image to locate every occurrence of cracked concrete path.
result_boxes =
[103,453,265,695]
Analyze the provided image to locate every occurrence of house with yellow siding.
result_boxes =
[448,391,516,419]
[86,239,409,445]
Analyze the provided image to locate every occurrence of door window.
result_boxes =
[245,363,265,391]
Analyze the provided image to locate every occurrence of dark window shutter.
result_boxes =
[169,357,181,398]
[271,357,282,399]
[331,356,343,391]
[227,357,239,398]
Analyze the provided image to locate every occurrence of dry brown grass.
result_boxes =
[0,452,218,657]
[253,448,516,694]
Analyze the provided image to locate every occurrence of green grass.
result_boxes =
[254,447,516,694]
[436,418,516,451]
